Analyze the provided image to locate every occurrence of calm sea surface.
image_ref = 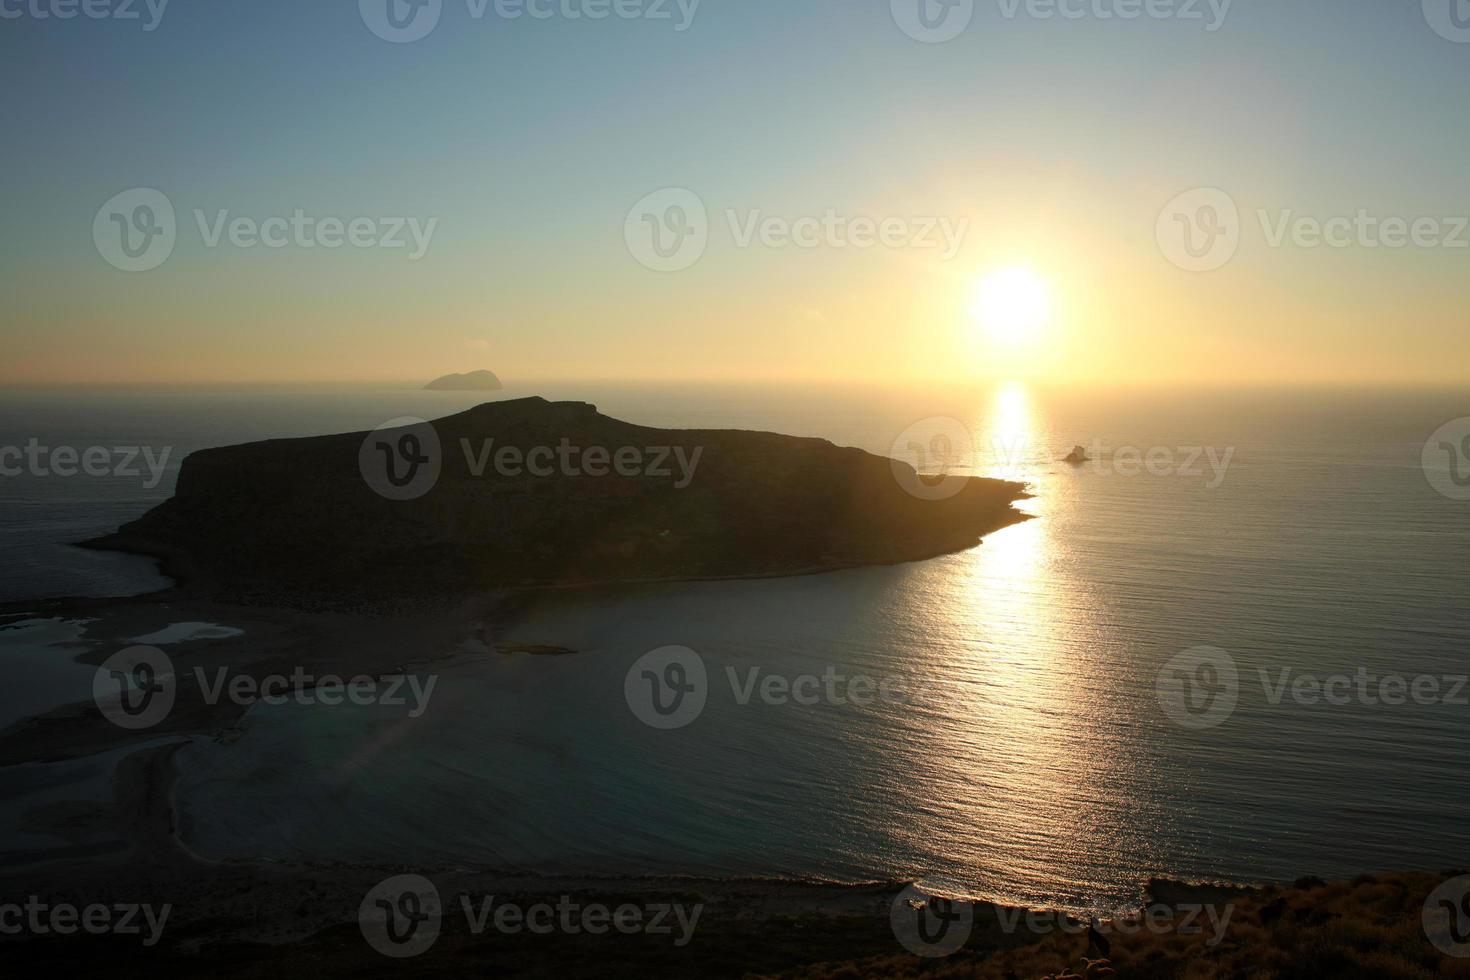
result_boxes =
[2,382,1468,909]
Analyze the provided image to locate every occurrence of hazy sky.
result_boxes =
[3,0,1468,385]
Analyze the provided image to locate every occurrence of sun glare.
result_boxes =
[971,266,1053,346]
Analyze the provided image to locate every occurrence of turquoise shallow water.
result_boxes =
[2,382,1468,909]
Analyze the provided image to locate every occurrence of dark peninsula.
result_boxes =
[83,398,1029,605]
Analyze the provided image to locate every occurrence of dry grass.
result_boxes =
[764,872,1470,980]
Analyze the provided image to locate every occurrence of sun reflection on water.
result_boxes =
[880,382,1158,911]
[974,381,1041,483]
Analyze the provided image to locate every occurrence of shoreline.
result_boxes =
[0,559,1430,906]
[71,499,1034,610]
[0,509,1036,766]
[4,738,1457,979]
[0,733,1278,954]
[2,597,1462,975]
[0,673,1399,924]
[3,491,1034,619]
[0,581,1269,915]
[3,519,1460,975]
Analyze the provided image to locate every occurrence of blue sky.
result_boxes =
[3,0,1468,383]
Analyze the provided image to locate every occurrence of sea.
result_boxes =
[1,381,1467,911]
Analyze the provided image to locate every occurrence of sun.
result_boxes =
[970,266,1053,346]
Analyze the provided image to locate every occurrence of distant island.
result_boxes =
[425,369,503,391]
[82,397,1029,605]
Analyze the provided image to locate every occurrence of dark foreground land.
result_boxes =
[3,851,1466,979]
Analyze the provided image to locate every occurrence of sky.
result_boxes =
[2,0,1468,386]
